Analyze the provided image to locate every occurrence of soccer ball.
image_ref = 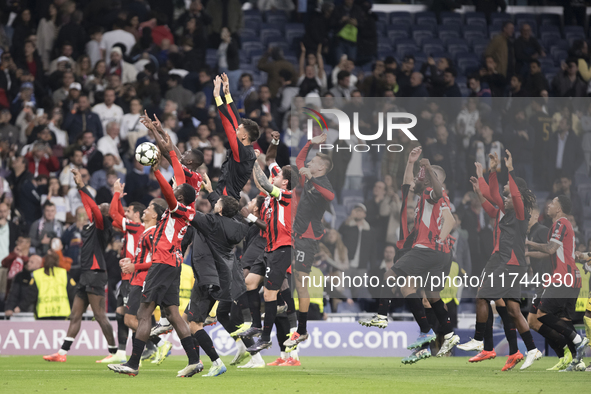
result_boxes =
[135,142,160,166]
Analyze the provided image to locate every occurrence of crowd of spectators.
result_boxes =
[1,0,591,318]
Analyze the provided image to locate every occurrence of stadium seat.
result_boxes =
[413,52,427,70]
[422,38,445,56]
[565,32,585,46]
[285,24,305,47]
[564,25,585,35]
[265,10,288,23]
[267,40,289,53]
[390,11,412,26]
[463,26,487,44]
[438,28,461,44]
[438,23,462,33]
[240,28,258,40]
[244,20,261,32]
[545,69,559,84]
[473,43,488,59]
[260,22,284,32]
[244,43,263,60]
[447,38,470,58]
[396,40,418,58]
[540,31,563,49]
[490,12,512,25]
[457,57,480,75]
[440,11,462,26]
[540,13,560,27]
[489,26,501,39]
[374,11,389,24]
[538,57,555,71]
[244,15,262,28]
[376,21,386,36]
[412,28,434,46]
[415,11,437,26]
[459,83,471,97]
[377,41,393,54]
[551,49,568,65]
[386,25,410,44]
[261,28,283,45]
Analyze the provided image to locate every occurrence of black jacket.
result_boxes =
[338,219,376,271]
[547,131,584,182]
[5,268,34,312]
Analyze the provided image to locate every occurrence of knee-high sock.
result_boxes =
[116,313,129,351]
[216,301,233,334]
[483,304,494,351]
[425,307,438,331]
[180,336,199,365]
[236,292,252,323]
[247,289,262,328]
[538,324,566,358]
[262,300,277,342]
[405,294,430,333]
[538,314,581,346]
[275,315,290,352]
[430,299,452,335]
[193,329,219,362]
[497,306,518,355]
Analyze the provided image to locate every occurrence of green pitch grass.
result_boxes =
[1,355,589,394]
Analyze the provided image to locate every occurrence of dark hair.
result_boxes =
[316,152,333,172]
[384,70,396,77]
[279,69,293,82]
[255,195,266,215]
[512,74,523,84]
[444,67,456,77]
[220,195,239,218]
[384,56,396,65]
[468,74,480,82]
[177,183,196,205]
[556,195,572,215]
[530,59,541,67]
[150,202,166,219]
[43,200,55,209]
[44,253,59,276]
[502,20,514,30]
[241,118,260,142]
[513,176,536,214]
[280,165,297,190]
[403,55,415,62]
[129,202,146,216]
[106,169,117,177]
[337,70,350,81]
[240,73,253,82]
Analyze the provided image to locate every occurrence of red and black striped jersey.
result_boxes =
[478,172,504,255]
[109,193,144,281]
[395,183,416,251]
[130,226,156,286]
[182,164,203,198]
[412,187,451,251]
[263,189,293,252]
[548,217,581,288]
[152,202,195,267]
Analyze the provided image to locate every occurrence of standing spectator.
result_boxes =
[365,181,390,252]
[17,40,44,86]
[205,0,243,48]
[524,59,549,98]
[359,60,385,97]
[97,122,124,169]
[61,206,86,281]
[59,149,84,192]
[330,0,362,64]
[503,109,534,187]
[421,57,451,97]
[424,125,456,196]
[551,58,587,97]
[396,55,415,92]
[4,254,42,318]
[0,202,19,264]
[549,175,584,221]
[0,109,19,146]
[17,175,48,227]
[509,74,528,97]
[236,74,258,118]
[41,178,70,225]
[36,3,58,72]
[257,47,296,98]
[63,95,103,141]
[217,27,240,93]
[11,9,36,62]
[7,156,32,201]
[302,2,334,53]
[514,23,545,76]
[29,201,63,256]
[108,47,138,85]
[210,134,227,170]
[479,56,506,97]
[165,73,194,111]
[92,88,123,132]
[402,72,429,98]
[90,154,125,191]
[85,27,104,69]
[24,141,60,177]
[547,116,584,185]
[572,39,591,83]
[100,19,136,60]
[484,21,515,78]
[0,52,18,106]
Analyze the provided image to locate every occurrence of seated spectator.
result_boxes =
[421,56,451,97]
[124,160,150,206]
[456,98,480,150]
[547,116,584,187]
[84,60,108,96]
[210,134,226,170]
[330,70,352,101]
[359,60,385,97]
[514,23,545,75]
[62,95,103,142]
[551,58,587,97]
[402,72,429,97]
[235,74,258,117]
[468,75,492,108]
[85,26,104,68]
[29,201,63,256]
[97,122,125,171]
[524,59,549,97]
[380,70,399,96]
[40,177,70,224]
[90,154,125,191]
[52,71,74,107]
[4,254,42,318]
[100,19,136,61]
[92,88,124,133]
[509,74,528,97]
[24,141,60,177]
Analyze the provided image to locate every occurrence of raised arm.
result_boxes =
[215,75,242,162]
[265,130,280,163]
[316,45,325,80]
[486,153,505,212]
[109,179,126,230]
[439,206,455,242]
[420,158,443,201]
[505,150,524,220]
[73,168,103,229]
[404,146,421,186]
[154,169,177,210]
[299,42,306,77]
[471,176,498,218]
[253,157,278,197]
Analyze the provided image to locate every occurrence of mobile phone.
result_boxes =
[36,108,44,117]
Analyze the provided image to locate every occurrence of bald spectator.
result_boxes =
[403,72,429,97]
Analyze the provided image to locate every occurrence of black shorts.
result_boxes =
[249,253,266,277]
[142,263,181,307]
[185,282,216,323]
[538,286,579,320]
[116,280,131,308]
[75,270,107,301]
[477,264,525,302]
[432,252,453,292]
[241,236,266,270]
[393,247,447,289]
[264,246,292,291]
[293,237,318,274]
[481,253,501,277]
[125,285,142,316]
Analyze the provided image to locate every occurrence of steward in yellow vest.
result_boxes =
[29,254,75,319]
